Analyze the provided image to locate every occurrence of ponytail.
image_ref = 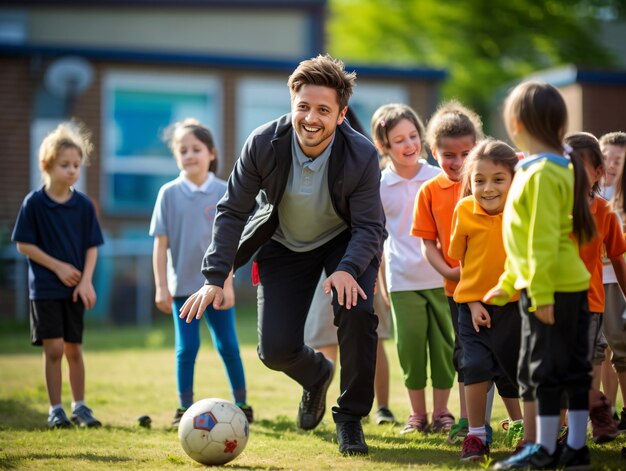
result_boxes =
[569,153,596,244]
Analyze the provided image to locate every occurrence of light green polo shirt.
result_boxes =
[495,154,590,309]
[272,131,347,252]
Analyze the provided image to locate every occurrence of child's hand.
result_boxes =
[469,301,491,332]
[483,287,508,305]
[55,262,82,287]
[73,281,96,309]
[155,287,173,314]
[535,304,555,325]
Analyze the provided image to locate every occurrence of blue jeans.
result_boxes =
[172,297,246,408]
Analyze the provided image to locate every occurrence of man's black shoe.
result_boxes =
[336,421,368,455]
[296,359,333,430]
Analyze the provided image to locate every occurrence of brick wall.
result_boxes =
[0,58,32,234]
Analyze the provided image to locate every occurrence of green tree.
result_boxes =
[329,0,624,127]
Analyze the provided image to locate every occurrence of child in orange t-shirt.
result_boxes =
[449,139,523,461]
[566,132,626,444]
[411,100,483,442]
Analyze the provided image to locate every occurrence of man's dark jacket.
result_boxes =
[201,113,387,287]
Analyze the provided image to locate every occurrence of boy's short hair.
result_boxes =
[599,131,626,149]
[287,54,356,110]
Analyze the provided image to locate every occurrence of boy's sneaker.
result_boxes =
[618,407,626,434]
[431,410,455,433]
[172,407,186,427]
[460,434,489,462]
[400,413,429,434]
[71,405,102,428]
[505,419,524,447]
[374,406,397,425]
[492,442,557,470]
[237,403,254,424]
[336,421,368,455]
[447,417,468,444]
[297,358,333,430]
[589,390,618,443]
[558,444,591,469]
[48,408,72,428]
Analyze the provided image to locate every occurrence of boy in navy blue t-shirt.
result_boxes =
[12,122,104,428]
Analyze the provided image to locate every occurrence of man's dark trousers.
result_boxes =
[255,230,379,423]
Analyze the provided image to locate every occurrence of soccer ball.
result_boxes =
[178,398,249,465]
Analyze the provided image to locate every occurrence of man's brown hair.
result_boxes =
[288,54,356,110]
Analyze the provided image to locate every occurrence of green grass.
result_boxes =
[0,306,624,470]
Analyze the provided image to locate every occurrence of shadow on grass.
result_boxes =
[0,399,47,430]
[0,451,133,469]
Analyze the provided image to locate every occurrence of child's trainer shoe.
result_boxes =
[48,408,72,428]
[505,419,524,447]
[375,406,397,425]
[71,405,102,428]
[460,434,489,462]
[589,389,618,443]
[400,413,429,434]
[171,407,186,427]
[447,417,469,443]
[237,403,254,424]
[558,444,591,469]
[492,442,557,470]
[431,409,455,433]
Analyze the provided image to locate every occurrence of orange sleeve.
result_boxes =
[448,203,467,262]
[411,182,438,240]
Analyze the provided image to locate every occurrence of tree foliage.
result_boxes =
[328,0,624,125]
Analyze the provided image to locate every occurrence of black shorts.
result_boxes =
[458,301,521,398]
[30,299,84,346]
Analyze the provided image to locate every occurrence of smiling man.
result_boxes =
[179,54,386,455]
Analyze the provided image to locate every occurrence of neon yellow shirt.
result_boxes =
[495,154,590,309]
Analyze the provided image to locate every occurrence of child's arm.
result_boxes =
[610,255,626,298]
[422,239,460,281]
[152,235,173,314]
[73,247,98,309]
[16,242,81,287]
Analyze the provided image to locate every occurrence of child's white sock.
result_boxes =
[72,400,85,412]
[49,404,63,414]
[468,425,487,444]
[566,410,589,450]
[485,383,495,423]
[537,415,560,455]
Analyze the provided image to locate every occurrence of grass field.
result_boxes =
[1,305,624,470]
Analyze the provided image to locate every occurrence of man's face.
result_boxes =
[291,84,347,158]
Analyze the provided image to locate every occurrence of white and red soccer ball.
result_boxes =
[178,398,249,465]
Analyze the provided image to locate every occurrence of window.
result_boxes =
[348,82,410,138]
[102,72,222,213]
[236,78,291,153]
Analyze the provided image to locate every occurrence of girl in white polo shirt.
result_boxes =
[371,104,456,435]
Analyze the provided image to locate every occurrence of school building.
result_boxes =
[0,0,447,322]
[491,65,626,141]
